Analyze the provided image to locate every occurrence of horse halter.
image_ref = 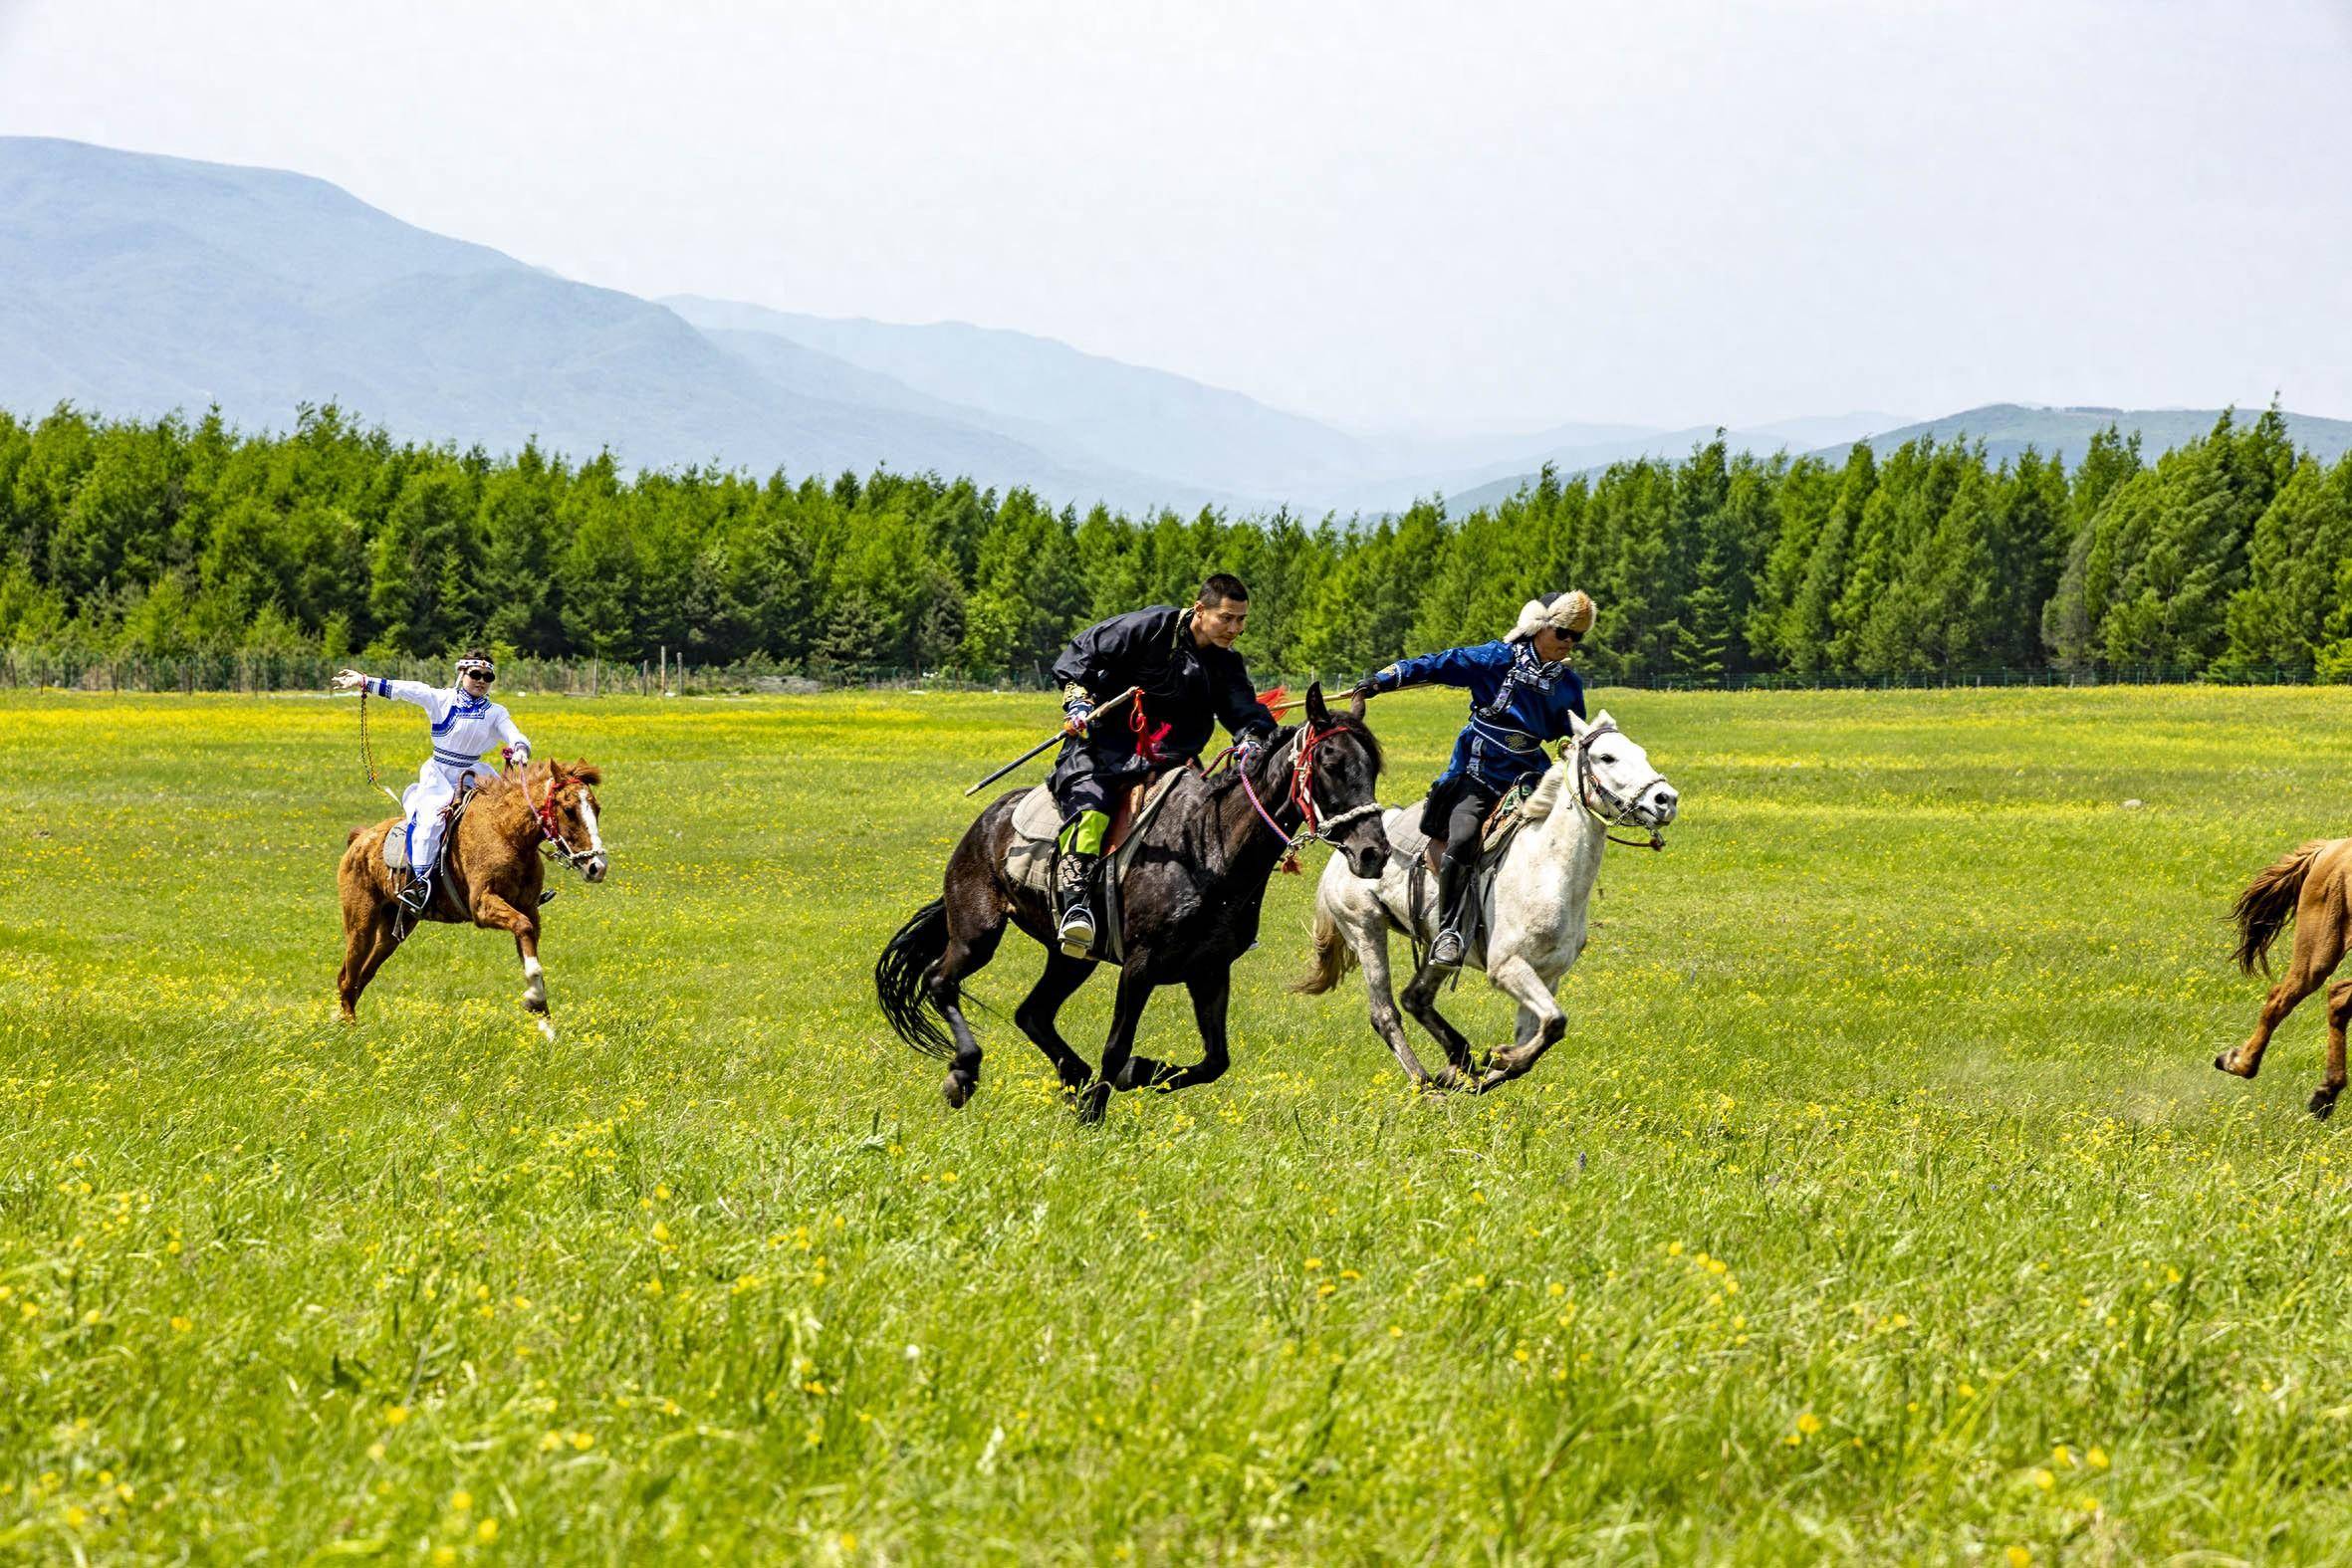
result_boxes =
[1238,721,1383,869]
[1572,720,1668,851]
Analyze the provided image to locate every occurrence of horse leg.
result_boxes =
[339,907,403,1020]
[929,911,1007,1109]
[337,901,389,1020]
[1400,959,1479,1089]
[472,891,556,1042]
[1127,967,1235,1093]
[1014,950,1098,1095]
[1476,954,1566,1093]
[1077,968,1154,1125]
[2315,979,2352,1119]
[1356,924,1434,1088]
[2218,896,2345,1079]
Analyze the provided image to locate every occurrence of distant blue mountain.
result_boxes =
[0,136,1210,510]
[11,137,2337,520]
[1829,403,2352,467]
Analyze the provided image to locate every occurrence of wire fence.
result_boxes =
[0,647,2335,697]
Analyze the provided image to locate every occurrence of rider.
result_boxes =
[331,649,531,914]
[1048,573,1279,957]
[1350,590,1593,969]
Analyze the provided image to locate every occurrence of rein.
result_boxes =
[1572,720,1667,851]
[358,690,400,806]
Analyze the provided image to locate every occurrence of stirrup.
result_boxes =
[1429,928,1466,969]
[396,875,431,914]
[1057,903,1096,959]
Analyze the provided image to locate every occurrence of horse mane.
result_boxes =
[1201,714,1383,798]
[1520,760,1569,822]
[502,758,602,793]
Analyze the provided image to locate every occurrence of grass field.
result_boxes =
[8,684,2352,1563]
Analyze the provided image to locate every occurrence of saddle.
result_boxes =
[1004,769,1192,961]
[1382,781,1536,970]
[380,780,485,876]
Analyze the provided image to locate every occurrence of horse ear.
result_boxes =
[571,760,602,786]
[1348,687,1367,723]
[1306,681,1329,727]
[1590,709,1615,733]
[1565,710,1591,738]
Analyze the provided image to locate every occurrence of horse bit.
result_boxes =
[1572,720,1668,850]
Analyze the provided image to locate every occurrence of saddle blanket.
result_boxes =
[1003,771,1189,895]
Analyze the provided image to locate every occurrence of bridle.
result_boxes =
[522,767,603,875]
[1572,720,1668,851]
[1235,721,1384,871]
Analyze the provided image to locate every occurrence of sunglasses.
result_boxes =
[460,668,496,683]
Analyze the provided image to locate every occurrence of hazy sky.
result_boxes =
[5,0,2348,430]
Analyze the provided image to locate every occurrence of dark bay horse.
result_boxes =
[337,759,609,1038]
[876,684,1388,1122]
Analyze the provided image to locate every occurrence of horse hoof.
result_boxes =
[2311,1089,2339,1121]
[2216,1051,2256,1079]
[535,1016,557,1043]
[943,1072,976,1110]
[1075,1083,1111,1125]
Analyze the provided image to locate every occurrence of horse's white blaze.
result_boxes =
[581,798,604,855]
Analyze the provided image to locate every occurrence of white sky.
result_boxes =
[4,0,2349,430]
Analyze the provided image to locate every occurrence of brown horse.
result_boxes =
[2218,838,2352,1118]
[337,759,608,1037]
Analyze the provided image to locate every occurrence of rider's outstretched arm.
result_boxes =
[1353,643,1497,698]
[334,669,440,709]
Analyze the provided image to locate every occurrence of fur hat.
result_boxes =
[1506,589,1596,644]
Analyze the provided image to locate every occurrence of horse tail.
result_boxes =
[875,898,956,1058]
[2234,842,2324,976]
[1291,887,1355,996]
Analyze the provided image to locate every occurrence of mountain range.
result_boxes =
[4,135,2341,517]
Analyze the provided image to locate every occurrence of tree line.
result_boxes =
[4,400,2348,685]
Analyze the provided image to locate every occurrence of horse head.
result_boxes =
[532,759,610,882]
[1560,709,1677,832]
[1298,682,1389,880]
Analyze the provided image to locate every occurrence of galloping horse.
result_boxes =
[876,684,1389,1122]
[1295,709,1677,1093]
[2217,837,2352,1118]
[337,759,609,1038]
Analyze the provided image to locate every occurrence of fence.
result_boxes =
[0,647,2334,696]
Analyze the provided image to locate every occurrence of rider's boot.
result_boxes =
[1055,850,1100,958]
[1429,851,1473,969]
[395,869,433,915]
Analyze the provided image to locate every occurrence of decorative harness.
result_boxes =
[1233,722,1384,873]
[1571,720,1668,850]
[517,759,602,875]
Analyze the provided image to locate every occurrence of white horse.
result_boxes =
[1294,710,1678,1092]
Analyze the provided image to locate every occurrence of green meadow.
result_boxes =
[7,684,2352,1563]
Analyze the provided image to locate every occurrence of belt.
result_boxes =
[431,749,485,769]
[1470,721,1543,754]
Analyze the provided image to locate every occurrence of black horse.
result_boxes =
[877,684,1388,1122]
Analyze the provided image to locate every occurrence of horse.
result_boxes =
[875,684,1390,1123]
[336,758,609,1039]
[2214,837,2352,1118]
[1294,709,1677,1093]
